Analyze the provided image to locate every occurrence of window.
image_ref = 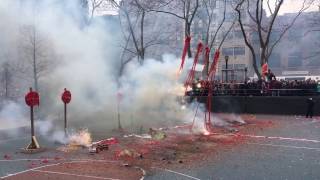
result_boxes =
[234,47,245,55]
[234,64,245,69]
[234,31,243,39]
[288,53,302,67]
[222,47,233,56]
[222,47,245,56]
[225,12,236,22]
[226,33,233,40]
[221,64,234,69]
[269,53,281,68]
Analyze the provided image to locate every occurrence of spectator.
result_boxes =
[306,98,315,119]
[266,69,276,82]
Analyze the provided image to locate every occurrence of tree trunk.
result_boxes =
[186,22,192,58]
[140,11,145,64]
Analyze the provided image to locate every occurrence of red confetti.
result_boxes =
[3,154,10,160]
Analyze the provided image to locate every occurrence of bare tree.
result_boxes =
[88,0,105,23]
[19,24,53,92]
[0,62,12,100]
[235,0,314,79]
[145,0,200,58]
[201,0,228,51]
[109,0,166,65]
[200,0,228,75]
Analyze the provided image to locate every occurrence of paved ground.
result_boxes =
[1,115,320,180]
[146,115,320,180]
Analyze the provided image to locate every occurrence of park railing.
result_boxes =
[186,88,319,97]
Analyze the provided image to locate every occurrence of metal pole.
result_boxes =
[117,101,122,130]
[64,103,67,136]
[244,67,248,83]
[225,56,229,82]
[31,106,34,137]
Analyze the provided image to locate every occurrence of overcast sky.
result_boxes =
[265,0,318,16]
[93,0,319,16]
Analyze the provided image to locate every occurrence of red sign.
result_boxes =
[25,88,40,107]
[62,88,71,104]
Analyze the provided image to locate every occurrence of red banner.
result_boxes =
[203,46,210,72]
[261,63,268,77]
[208,50,220,78]
[184,42,203,89]
[179,36,191,72]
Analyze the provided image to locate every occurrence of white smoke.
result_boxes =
[0,101,28,131]
[0,0,235,139]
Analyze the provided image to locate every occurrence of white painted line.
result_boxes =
[0,158,118,163]
[0,159,144,180]
[242,134,320,143]
[286,119,320,127]
[32,169,120,180]
[210,132,320,143]
[247,142,320,151]
[1,162,62,179]
[0,137,28,143]
[0,158,56,162]
[152,167,201,180]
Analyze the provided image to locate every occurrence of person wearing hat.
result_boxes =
[306,98,315,119]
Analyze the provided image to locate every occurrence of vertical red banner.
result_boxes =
[179,36,191,72]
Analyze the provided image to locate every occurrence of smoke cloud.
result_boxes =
[0,0,237,140]
[0,0,190,137]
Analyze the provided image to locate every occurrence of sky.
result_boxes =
[265,0,319,16]
[92,0,120,16]
[95,0,319,16]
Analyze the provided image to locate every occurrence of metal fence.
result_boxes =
[186,88,319,97]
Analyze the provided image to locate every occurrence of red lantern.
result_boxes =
[62,88,71,104]
[25,88,40,107]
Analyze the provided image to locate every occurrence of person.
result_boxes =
[306,98,315,119]
[267,69,276,82]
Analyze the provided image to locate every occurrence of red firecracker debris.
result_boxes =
[3,154,11,160]
[42,159,49,163]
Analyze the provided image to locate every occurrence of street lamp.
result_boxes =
[244,67,248,83]
[225,55,229,82]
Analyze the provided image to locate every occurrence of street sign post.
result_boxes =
[25,87,40,150]
[61,88,71,136]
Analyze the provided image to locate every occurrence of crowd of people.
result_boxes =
[211,79,319,96]
[189,71,320,96]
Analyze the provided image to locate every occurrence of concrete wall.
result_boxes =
[197,96,320,115]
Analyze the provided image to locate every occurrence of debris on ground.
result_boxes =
[149,128,167,140]
[68,129,92,147]
[116,149,142,159]
[89,137,119,154]
[123,134,152,139]
[227,127,239,133]
[3,154,11,160]
[57,144,82,153]
[41,159,49,163]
